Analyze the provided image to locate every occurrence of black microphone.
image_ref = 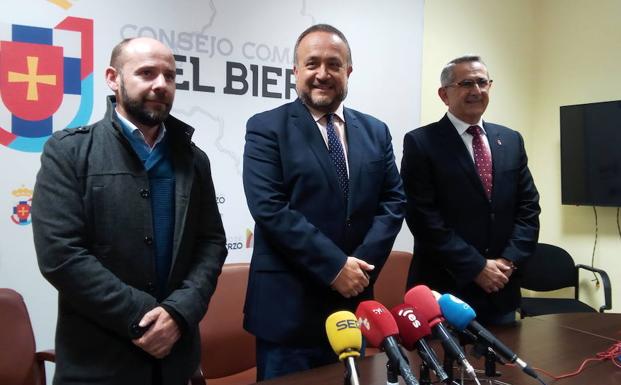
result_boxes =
[438,293,539,380]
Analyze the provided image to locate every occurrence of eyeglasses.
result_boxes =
[446,78,493,90]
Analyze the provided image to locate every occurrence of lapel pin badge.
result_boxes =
[497,138,502,146]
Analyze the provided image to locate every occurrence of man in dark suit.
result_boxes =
[401,55,540,325]
[32,37,227,384]
[243,24,405,380]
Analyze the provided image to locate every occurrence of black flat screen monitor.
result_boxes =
[560,100,621,206]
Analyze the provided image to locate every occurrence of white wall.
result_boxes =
[420,0,621,310]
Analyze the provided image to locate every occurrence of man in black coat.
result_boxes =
[401,55,540,324]
[32,37,227,384]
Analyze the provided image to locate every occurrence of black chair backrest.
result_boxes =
[520,243,577,291]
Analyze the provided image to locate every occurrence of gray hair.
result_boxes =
[293,24,352,66]
[440,55,488,86]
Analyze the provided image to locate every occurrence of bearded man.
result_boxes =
[242,24,405,380]
[32,37,227,385]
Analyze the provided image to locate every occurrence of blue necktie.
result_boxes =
[326,113,349,201]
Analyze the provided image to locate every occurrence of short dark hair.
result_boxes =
[109,38,135,69]
[440,55,488,86]
[293,24,352,66]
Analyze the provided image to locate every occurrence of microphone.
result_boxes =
[438,293,539,380]
[404,285,479,382]
[326,311,362,385]
[356,300,420,385]
[391,304,449,383]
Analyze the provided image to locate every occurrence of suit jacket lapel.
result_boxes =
[438,115,488,199]
[343,108,360,214]
[290,99,342,197]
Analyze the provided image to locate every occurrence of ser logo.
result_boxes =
[335,319,358,331]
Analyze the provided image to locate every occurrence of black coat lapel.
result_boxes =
[484,122,504,203]
[438,115,488,199]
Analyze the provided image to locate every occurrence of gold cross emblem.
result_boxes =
[8,56,57,101]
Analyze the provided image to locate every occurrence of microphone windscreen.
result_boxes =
[404,285,443,327]
[390,303,432,350]
[355,300,399,348]
[438,294,476,331]
[325,311,362,360]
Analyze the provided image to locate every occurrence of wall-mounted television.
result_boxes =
[560,100,621,206]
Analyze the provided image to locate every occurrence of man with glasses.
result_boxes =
[401,55,540,325]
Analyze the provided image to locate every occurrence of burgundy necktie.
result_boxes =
[467,125,493,199]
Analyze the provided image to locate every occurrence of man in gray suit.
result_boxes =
[32,37,227,385]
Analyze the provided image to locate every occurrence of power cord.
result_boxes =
[590,206,600,288]
[617,207,621,239]
[532,341,621,380]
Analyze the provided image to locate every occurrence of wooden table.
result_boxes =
[254,313,621,385]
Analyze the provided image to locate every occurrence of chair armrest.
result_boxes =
[35,350,55,385]
[189,366,205,385]
[576,264,612,312]
[36,349,56,363]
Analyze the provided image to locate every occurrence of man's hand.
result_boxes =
[132,306,180,359]
[474,259,512,293]
[497,258,516,279]
[331,257,375,298]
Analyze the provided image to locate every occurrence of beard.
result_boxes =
[118,79,172,127]
[298,83,348,113]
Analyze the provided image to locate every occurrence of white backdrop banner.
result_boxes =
[0,0,423,371]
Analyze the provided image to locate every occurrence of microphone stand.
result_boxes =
[343,357,360,385]
[386,360,399,385]
[468,339,513,385]
[418,361,432,385]
[443,352,455,384]
[386,346,420,385]
[484,346,501,378]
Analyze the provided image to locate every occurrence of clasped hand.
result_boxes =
[331,256,375,298]
[132,306,180,359]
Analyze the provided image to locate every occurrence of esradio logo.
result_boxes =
[0,16,93,152]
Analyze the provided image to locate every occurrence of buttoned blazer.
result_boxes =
[243,99,405,344]
[401,114,540,315]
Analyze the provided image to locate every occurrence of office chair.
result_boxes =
[519,243,612,317]
[0,288,55,385]
[363,250,413,357]
[196,263,256,385]
[374,250,414,310]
